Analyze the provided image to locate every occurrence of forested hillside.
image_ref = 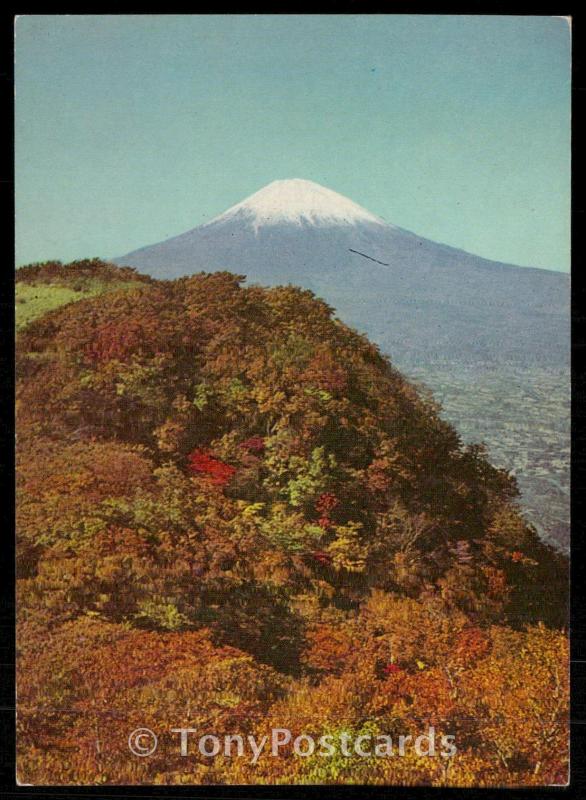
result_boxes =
[16,262,568,785]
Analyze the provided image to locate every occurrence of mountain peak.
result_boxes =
[205,178,388,230]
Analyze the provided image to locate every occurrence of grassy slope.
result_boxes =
[15,280,141,330]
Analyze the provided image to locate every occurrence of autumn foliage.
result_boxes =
[15,261,569,785]
[187,448,237,486]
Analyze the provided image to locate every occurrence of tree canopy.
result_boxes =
[16,261,568,786]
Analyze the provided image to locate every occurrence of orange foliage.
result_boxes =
[15,264,569,786]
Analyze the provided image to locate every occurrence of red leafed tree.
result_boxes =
[315,492,338,528]
[239,436,266,453]
[187,448,237,486]
[382,662,402,675]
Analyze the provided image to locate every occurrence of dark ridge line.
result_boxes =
[348,248,390,266]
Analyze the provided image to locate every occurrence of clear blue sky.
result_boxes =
[15,14,570,270]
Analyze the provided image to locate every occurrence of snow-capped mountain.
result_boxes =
[114,179,569,366]
[204,178,388,230]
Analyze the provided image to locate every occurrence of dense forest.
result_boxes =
[16,260,568,785]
